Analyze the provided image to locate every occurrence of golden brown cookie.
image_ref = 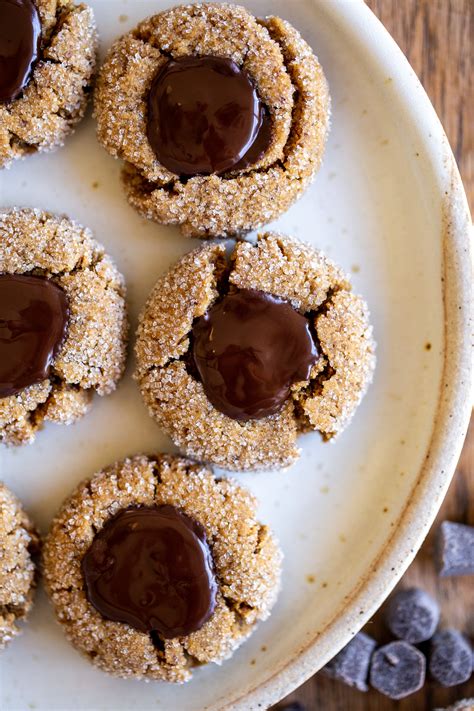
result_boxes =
[43,454,281,682]
[135,232,376,471]
[0,482,39,649]
[0,0,97,169]
[94,3,330,239]
[0,208,128,446]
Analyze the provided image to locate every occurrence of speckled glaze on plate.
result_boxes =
[0,1,471,710]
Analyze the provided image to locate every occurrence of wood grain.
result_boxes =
[277,1,473,709]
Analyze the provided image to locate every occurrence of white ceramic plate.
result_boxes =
[1,1,472,709]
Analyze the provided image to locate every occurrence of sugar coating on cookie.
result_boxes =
[135,232,376,471]
[43,454,282,682]
[0,0,97,169]
[94,3,330,239]
[0,208,128,446]
[0,482,39,649]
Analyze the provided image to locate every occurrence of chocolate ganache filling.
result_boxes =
[0,0,41,103]
[82,505,217,639]
[192,289,319,420]
[147,55,272,176]
[0,274,69,398]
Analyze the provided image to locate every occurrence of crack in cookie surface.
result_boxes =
[0,208,128,446]
[135,233,375,471]
[42,454,281,682]
[0,0,97,169]
[0,483,39,650]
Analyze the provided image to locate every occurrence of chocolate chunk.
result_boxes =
[436,521,474,577]
[385,587,440,643]
[429,629,473,687]
[276,703,306,711]
[0,0,41,103]
[370,641,426,699]
[0,274,69,398]
[322,632,376,691]
[147,55,272,176]
[82,505,217,639]
[192,289,319,421]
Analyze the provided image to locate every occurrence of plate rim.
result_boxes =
[218,1,473,708]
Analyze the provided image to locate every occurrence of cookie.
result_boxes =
[43,454,281,682]
[0,0,97,169]
[94,2,330,239]
[135,232,376,471]
[437,700,474,711]
[0,482,39,649]
[0,208,128,446]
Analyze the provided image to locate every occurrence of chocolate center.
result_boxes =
[192,289,319,421]
[147,55,272,176]
[82,506,217,640]
[0,0,41,103]
[0,274,69,398]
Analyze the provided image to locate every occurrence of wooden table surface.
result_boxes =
[278,1,473,709]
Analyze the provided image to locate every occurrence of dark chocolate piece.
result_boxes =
[147,55,271,176]
[192,289,319,421]
[0,0,41,103]
[429,629,473,687]
[436,521,474,577]
[0,274,69,398]
[370,641,426,699]
[276,703,307,711]
[385,587,440,643]
[82,505,217,639]
[322,631,376,692]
